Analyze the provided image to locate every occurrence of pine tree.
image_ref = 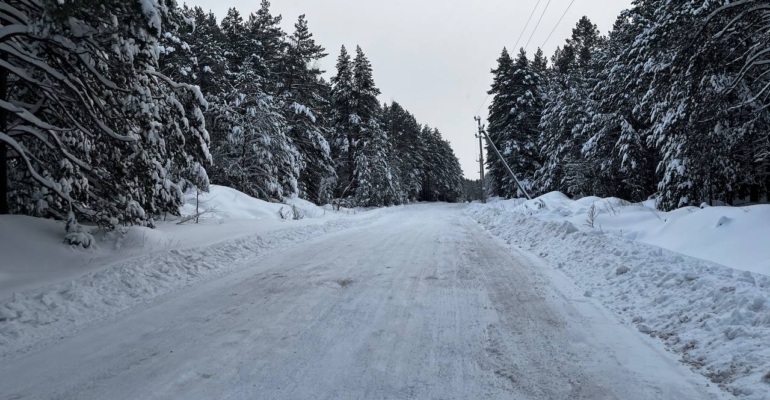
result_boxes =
[3,0,211,244]
[505,48,543,195]
[382,102,425,201]
[636,0,770,208]
[246,0,285,92]
[350,46,402,206]
[485,48,543,198]
[330,46,356,198]
[209,7,299,201]
[580,13,657,201]
[485,48,515,196]
[535,17,603,197]
[278,15,336,204]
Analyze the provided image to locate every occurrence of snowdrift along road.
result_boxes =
[468,197,770,399]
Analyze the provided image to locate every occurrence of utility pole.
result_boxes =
[474,116,486,204]
[478,121,533,200]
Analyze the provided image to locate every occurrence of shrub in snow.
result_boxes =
[64,212,94,249]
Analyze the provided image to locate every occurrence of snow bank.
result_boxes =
[0,186,351,299]
[489,192,770,275]
[180,185,329,221]
[0,209,390,357]
[467,202,770,398]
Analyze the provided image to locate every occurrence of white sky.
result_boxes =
[184,0,633,178]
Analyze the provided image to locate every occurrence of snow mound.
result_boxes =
[180,185,331,221]
[487,193,770,275]
[468,202,770,398]
[181,185,285,220]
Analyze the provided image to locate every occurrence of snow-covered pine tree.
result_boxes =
[485,48,515,197]
[421,127,463,202]
[245,0,285,93]
[639,0,770,208]
[330,45,403,205]
[277,15,336,205]
[3,0,211,244]
[350,46,402,206]
[209,8,299,201]
[330,45,356,199]
[431,129,464,202]
[382,102,425,202]
[535,17,603,197]
[580,13,657,201]
[500,48,543,197]
[483,47,543,199]
[353,118,401,207]
[532,48,548,75]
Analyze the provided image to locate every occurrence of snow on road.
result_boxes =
[0,204,723,400]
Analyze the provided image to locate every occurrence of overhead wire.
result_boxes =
[524,0,553,51]
[512,0,542,52]
[474,0,544,117]
[540,0,577,49]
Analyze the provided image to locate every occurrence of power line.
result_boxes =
[524,0,553,51]
[474,93,490,117]
[475,0,543,118]
[541,0,577,49]
[512,0,542,52]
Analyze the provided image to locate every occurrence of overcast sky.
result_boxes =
[185,0,633,178]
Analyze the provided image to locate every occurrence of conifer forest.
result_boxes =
[484,2,770,210]
[3,2,770,399]
[0,0,464,244]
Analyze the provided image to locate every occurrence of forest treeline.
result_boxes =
[485,1,769,210]
[1,0,463,244]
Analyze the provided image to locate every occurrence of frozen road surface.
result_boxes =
[1,204,723,400]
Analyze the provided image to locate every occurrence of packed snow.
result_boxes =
[467,194,770,398]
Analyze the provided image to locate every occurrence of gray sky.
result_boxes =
[185,0,633,178]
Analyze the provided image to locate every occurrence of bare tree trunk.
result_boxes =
[195,188,200,224]
[0,54,8,215]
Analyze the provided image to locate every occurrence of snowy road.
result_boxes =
[1,204,722,400]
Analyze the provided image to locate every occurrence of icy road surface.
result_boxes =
[0,204,722,400]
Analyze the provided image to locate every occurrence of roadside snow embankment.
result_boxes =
[490,192,770,274]
[0,186,387,357]
[467,198,770,398]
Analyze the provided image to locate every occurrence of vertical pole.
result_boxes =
[475,116,486,204]
[0,54,8,215]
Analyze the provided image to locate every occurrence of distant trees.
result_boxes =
[485,2,770,209]
[1,0,464,243]
[329,46,463,206]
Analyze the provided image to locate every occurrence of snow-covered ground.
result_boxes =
[468,194,770,398]
[0,186,386,356]
[0,186,345,299]
[486,192,770,274]
[0,204,723,399]
[1,187,764,399]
